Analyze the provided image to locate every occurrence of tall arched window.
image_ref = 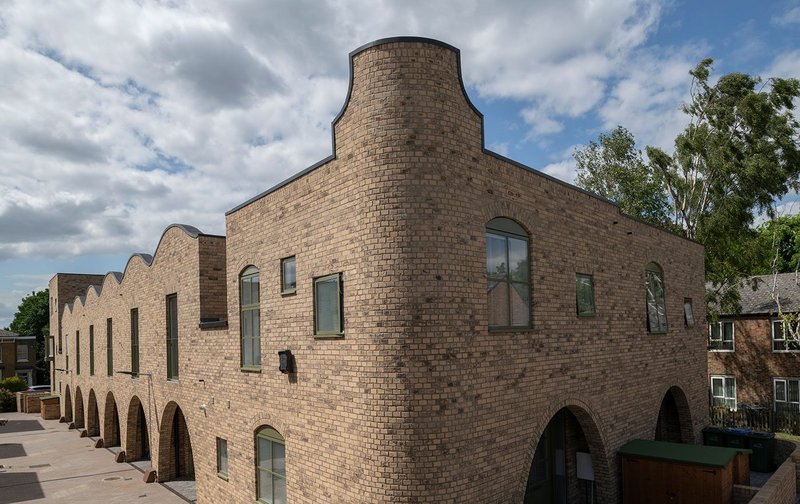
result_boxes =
[240,266,261,368]
[256,426,286,504]
[645,262,667,333]
[486,217,530,328]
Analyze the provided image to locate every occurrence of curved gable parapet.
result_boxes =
[86,284,102,299]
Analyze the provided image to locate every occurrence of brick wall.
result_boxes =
[50,38,708,504]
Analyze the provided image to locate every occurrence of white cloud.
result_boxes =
[540,159,578,184]
[773,5,800,25]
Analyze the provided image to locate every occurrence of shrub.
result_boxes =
[0,388,15,412]
[0,377,28,393]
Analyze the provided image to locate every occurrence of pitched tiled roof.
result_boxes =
[723,273,800,316]
[0,328,19,338]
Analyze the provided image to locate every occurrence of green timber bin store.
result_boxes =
[620,439,751,504]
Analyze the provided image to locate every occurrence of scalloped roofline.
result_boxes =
[63,223,224,314]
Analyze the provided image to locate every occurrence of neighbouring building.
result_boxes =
[0,328,37,386]
[708,273,800,413]
[49,37,708,504]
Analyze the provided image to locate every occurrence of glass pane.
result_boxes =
[726,378,736,400]
[683,300,694,326]
[258,437,272,469]
[712,378,723,397]
[283,259,296,291]
[790,380,799,403]
[576,275,594,315]
[710,324,721,341]
[241,277,251,306]
[774,322,784,340]
[508,238,528,282]
[243,334,253,367]
[722,323,733,342]
[272,442,285,476]
[776,381,787,402]
[316,277,340,333]
[486,234,507,278]
[218,439,228,473]
[251,274,260,304]
[253,310,261,365]
[273,475,287,504]
[510,283,530,326]
[243,309,252,338]
[258,469,273,501]
[487,281,509,327]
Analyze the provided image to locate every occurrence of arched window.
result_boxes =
[486,217,530,328]
[240,266,261,368]
[256,426,286,504]
[645,262,667,333]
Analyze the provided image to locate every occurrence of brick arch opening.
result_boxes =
[103,391,121,447]
[157,401,195,482]
[86,389,100,437]
[125,395,150,461]
[73,387,85,429]
[655,385,695,444]
[63,385,73,422]
[524,406,610,504]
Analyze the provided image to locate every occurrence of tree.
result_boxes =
[574,126,671,228]
[753,214,800,275]
[9,289,49,384]
[575,59,800,315]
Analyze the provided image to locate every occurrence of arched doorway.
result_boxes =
[104,392,121,447]
[524,407,609,504]
[125,396,150,461]
[63,386,73,422]
[73,387,85,429]
[655,386,694,443]
[157,402,195,481]
[87,390,100,437]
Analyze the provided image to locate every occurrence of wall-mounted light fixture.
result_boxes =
[278,350,294,374]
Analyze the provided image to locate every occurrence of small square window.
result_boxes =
[575,274,595,317]
[216,437,228,479]
[314,273,343,337]
[282,256,296,294]
[683,298,694,327]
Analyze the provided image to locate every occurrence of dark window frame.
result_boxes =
[255,426,286,504]
[486,218,531,330]
[217,437,229,480]
[166,294,179,380]
[130,308,139,376]
[314,273,344,337]
[240,266,261,370]
[281,256,297,295]
[575,273,596,317]
[106,318,113,377]
[645,263,668,334]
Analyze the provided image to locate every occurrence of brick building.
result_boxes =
[49,37,708,504]
[708,273,800,412]
[0,328,37,386]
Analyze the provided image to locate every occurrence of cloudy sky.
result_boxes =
[0,0,798,328]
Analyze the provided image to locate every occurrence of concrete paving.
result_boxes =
[0,411,188,503]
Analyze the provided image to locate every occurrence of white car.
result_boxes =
[27,385,51,392]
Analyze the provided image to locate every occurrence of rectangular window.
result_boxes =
[645,266,667,333]
[131,309,139,376]
[47,336,54,358]
[240,268,261,369]
[282,256,296,294]
[314,273,343,336]
[16,344,28,362]
[58,332,62,354]
[711,375,737,410]
[166,294,179,380]
[89,325,95,375]
[76,331,80,375]
[486,227,530,329]
[774,378,800,413]
[217,438,228,478]
[683,298,694,327]
[0,346,3,362]
[709,321,734,351]
[772,320,800,352]
[575,273,596,317]
[106,318,113,377]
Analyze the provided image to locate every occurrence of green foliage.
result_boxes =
[0,389,15,412]
[574,59,800,317]
[0,376,29,393]
[9,289,50,384]
[574,126,672,228]
[753,214,800,274]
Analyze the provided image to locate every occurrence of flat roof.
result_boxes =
[619,439,750,468]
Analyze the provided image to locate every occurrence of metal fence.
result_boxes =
[710,406,800,434]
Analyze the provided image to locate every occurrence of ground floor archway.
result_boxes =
[524,407,609,504]
[655,386,694,443]
[63,386,73,422]
[125,396,150,461]
[104,392,121,447]
[73,387,85,429]
[86,390,100,437]
[157,402,195,482]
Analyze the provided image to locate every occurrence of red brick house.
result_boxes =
[708,273,800,412]
[0,328,37,386]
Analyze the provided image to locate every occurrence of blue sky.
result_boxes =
[0,0,798,328]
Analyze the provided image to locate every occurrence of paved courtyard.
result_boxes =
[0,411,188,503]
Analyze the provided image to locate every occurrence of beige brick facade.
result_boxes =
[50,37,708,503]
